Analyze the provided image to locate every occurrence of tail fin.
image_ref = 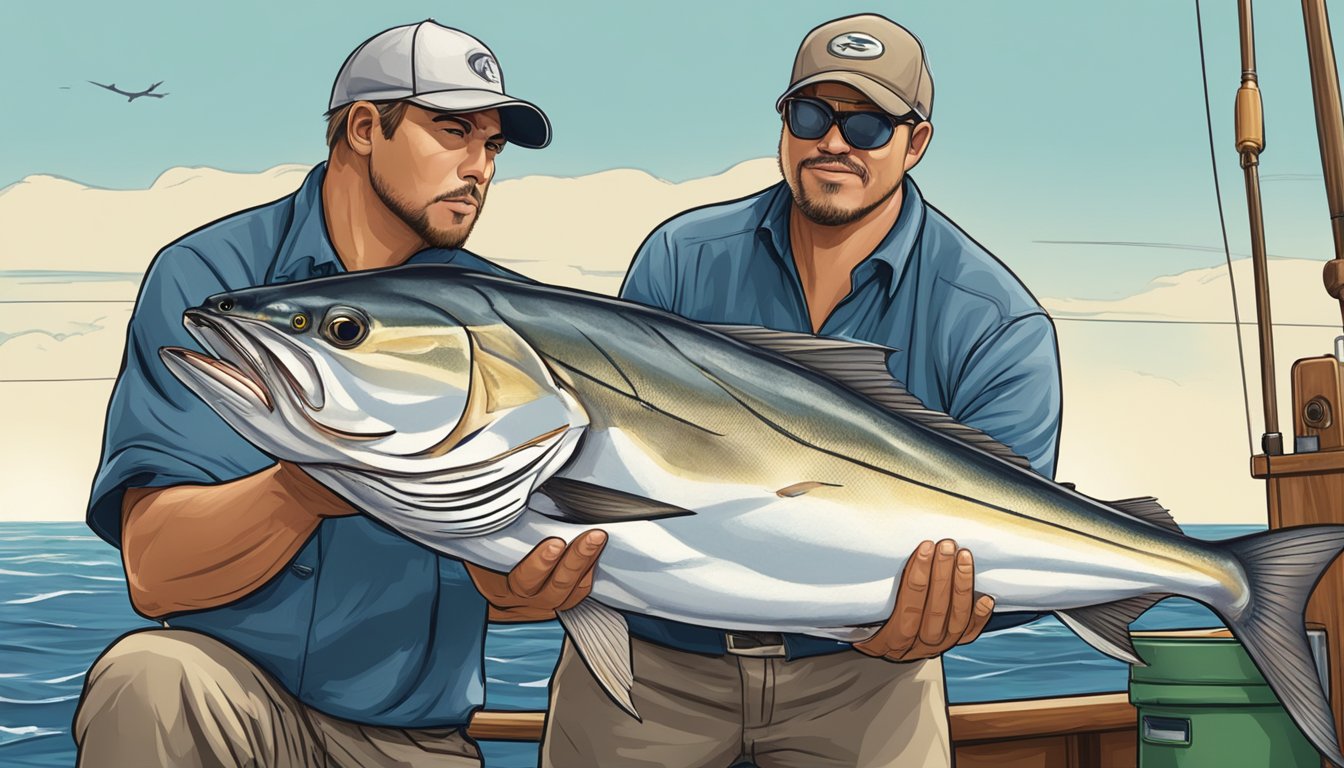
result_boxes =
[1223,525,1344,768]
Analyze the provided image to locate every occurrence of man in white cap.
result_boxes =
[74,21,605,767]
[541,14,1061,768]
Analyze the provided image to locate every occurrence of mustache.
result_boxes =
[433,182,485,207]
[798,156,868,184]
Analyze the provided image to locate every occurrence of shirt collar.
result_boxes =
[269,162,466,284]
[756,174,927,299]
[270,163,344,284]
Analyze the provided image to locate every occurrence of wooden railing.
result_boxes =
[467,692,1139,767]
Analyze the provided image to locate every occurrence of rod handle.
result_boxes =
[1237,81,1265,154]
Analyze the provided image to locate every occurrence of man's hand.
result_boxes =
[853,539,994,662]
[467,531,607,622]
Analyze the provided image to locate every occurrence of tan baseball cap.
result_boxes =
[776,14,933,121]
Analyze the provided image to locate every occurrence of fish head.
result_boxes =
[159,278,482,471]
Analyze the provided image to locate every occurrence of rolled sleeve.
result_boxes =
[87,246,271,547]
[947,313,1062,479]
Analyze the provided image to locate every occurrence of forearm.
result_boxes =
[488,605,552,622]
[121,462,352,617]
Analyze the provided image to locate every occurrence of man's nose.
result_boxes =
[816,124,851,155]
[458,142,491,185]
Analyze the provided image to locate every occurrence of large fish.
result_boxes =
[159,265,1344,765]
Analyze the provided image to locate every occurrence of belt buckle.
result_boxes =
[724,632,787,658]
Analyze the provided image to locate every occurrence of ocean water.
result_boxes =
[0,522,1262,767]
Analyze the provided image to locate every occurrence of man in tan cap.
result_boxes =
[541,14,1061,768]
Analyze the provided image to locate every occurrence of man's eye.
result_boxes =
[487,141,505,154]
[443,127,465,137]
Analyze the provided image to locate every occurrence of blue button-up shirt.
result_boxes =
[620,177,1062,657]
[87,163,524,727]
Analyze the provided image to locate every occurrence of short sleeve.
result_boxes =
[946,314,1062,479]
[619,226,678,311]
[86,246,272,547]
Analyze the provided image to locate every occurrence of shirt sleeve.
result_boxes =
[619,226,677,310]
[946,313,1062,479]
[86,246,272,547]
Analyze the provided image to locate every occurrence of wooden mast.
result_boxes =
[1304,0,1344,324]
[1251,1,1344,761]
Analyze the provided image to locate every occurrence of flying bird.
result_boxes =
[88,80,168,102]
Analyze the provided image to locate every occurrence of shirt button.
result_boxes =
[290,563,315,578]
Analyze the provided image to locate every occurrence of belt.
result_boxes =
[624,613,852,659]
[723,631,788,658]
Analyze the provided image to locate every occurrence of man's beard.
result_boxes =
[780,154,901,227]
[370,165,487,250]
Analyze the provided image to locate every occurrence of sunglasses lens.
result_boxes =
[841,113,895,150]
[787,100,832,140]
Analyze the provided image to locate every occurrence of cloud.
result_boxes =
[2,161,1335,527]
[0,161,782,287]
[0,166,314,275]
[1044,257,1339,325]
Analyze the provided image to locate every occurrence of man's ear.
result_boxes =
[344,101,379,157]
[904,121,934,172]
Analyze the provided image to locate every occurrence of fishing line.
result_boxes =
[1196,0,1256,455]
[1054,318,1335,328]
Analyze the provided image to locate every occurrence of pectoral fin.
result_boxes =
[556,598,639,719]
[538,477,695,524]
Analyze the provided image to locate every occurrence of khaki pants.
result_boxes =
[73,629,481,768]
[540,636,952,768]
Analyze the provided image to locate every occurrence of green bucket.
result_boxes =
[1129,629,1327,768]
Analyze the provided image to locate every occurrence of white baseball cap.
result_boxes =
[329,20,551,149]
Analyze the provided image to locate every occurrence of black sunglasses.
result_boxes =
[782,97,916,150]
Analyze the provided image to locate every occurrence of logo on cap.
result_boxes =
[828,33,884,59]
[467,52,501,84]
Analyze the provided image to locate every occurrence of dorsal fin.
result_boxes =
[1102,496,1182,534]
[704,323,1034,471]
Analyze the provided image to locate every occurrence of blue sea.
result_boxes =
[0,522,1261,767]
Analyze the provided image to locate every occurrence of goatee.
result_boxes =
[780,155,901,227]
[370,165,486,250]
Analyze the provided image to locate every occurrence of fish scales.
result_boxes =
[156,265,1344,765]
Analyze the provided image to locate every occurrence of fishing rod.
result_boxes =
[1234,0,1282,455]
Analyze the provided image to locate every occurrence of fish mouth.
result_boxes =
[167,309,395,443]
[163,347,273,409]
[163,310,274,410]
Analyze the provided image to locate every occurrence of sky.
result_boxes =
[7,0,1344,299]
[6,0,1344,300]
[8,1,1344,525]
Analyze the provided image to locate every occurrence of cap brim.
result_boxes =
[408,89,552,149]
[775,72,924,121]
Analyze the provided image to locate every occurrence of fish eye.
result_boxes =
[217,299,234,312]
[323,310,368,348]
[291,314,309,331]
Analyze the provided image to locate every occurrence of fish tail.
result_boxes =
[1221,525,1344,767]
